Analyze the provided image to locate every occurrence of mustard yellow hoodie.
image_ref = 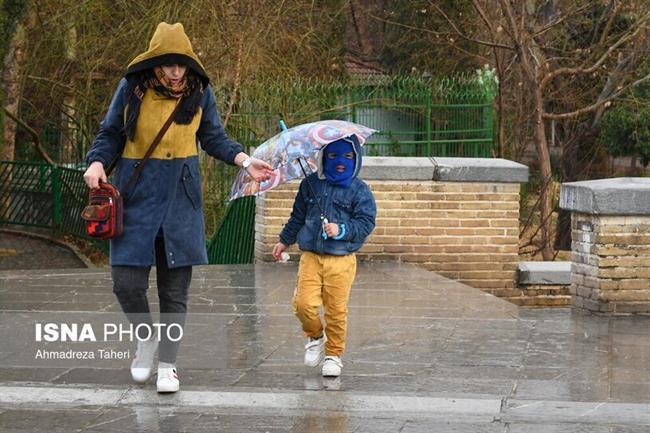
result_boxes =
[127,22,208,82]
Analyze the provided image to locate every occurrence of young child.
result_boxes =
[272,135,376,377]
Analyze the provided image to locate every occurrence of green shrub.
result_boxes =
[599,104,650,167]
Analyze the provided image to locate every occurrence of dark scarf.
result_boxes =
[124,69,204,140]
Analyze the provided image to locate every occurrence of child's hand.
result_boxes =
[272,242,288,261]
[323,222,340,238]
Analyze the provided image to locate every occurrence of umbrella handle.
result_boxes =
[279,119,288,131]
[321,217,329,239]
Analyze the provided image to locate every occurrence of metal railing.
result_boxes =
[206,195,256,264]
[0,160,104,249]
[228,74,496,158]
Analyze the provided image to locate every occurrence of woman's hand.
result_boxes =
[246,158,274,183]
[235,152,274,183]
[83,161,107,189]
[272,242,288,261]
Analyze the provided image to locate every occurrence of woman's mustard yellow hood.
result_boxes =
[126,22,208,82]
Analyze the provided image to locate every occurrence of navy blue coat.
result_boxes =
[86,79,243,268]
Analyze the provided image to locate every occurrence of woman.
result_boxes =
[84,22,272,393]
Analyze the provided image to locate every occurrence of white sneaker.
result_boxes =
[322,356,342,377]
[304,335,325,367]
[130,337,158,383]
[156,367,179,393]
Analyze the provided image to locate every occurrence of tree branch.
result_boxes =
[591,50,640,128]
[428,0,514,50]
[3,108,56,165]
[533,4,591,38]
[498,0,521,45]
[543,72,650,120]
[596,0,622,47]
[368,13,443,36]
[540,13,650,89]
[471,0,494,33]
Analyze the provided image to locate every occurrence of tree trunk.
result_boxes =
[493,47,506,158]
[346,0,386,64]
[2,15,29,161]
[533,87,555,260]
[554,123,580,251]
[60,25,77,163]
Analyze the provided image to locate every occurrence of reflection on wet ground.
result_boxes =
[0,262,648,432]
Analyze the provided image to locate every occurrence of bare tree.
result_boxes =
[420,0,650,259]
[2,9,33,161]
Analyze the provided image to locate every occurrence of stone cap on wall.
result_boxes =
[518,261,571,285]
[560,178,650,215]
[359,157,529,183]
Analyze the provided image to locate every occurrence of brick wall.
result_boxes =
[570,213,650,313]
[255,179,521,295]
[510,285,571,307]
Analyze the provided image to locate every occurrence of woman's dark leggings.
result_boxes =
[111,237,192,364]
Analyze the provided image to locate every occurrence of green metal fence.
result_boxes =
[228,74,497,158]
[0,159,247,262]
[0,160,103,249]
[206,195,256,264]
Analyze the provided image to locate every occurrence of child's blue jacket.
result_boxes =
[280,173,376,255]
[279,163,376,255]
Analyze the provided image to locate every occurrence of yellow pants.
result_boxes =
[293,251,357,357]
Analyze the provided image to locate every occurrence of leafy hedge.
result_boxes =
[599,103,650,167]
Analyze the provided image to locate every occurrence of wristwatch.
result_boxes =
[242,156,252,171]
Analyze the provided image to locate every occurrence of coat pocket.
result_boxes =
[332,198,353,220]
[305,196,321,218]
[181,164,201,210]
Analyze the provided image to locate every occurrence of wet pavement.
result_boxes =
[0,262,648,432]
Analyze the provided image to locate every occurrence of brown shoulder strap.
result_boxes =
[104,154,120,178]
[116,97,184,197]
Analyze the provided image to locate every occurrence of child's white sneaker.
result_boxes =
[130,337,158,383]
[322,356,343,377]
[304,335,325,367]
[156,365,179,393]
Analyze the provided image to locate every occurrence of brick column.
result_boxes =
[255,157,528,296]
[560,178,650,314]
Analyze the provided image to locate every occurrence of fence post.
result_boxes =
[39,163,47,191]
[425,87,432,156]
[488,103,496,157]
[51,165,62,227]
[350,86,358,123]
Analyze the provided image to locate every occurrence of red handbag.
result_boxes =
[81,97,183,239]
[81,182,123,239]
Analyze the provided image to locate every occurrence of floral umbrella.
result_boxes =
[229,120,376,201]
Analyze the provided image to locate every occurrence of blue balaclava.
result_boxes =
[323,137,356,188]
